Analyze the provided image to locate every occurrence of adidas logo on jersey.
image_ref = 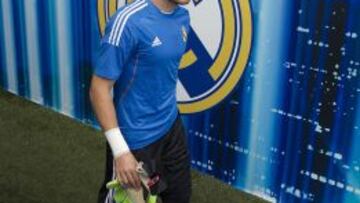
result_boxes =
[152,36,162,47]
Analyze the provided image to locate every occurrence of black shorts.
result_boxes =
[97,115,192,203]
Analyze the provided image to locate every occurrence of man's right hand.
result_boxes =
[115,152,142,190]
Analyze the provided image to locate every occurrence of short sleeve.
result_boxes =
[94,16,137,81]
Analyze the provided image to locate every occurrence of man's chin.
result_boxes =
[170,0,190,5]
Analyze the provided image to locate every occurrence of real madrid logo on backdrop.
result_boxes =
[97,0,127,35]
[97,0,253,114]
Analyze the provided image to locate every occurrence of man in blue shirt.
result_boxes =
[90,0,191,202]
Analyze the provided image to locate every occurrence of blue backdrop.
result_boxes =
[0,0,359,202]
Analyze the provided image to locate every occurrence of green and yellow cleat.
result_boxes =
[106,180,157,203]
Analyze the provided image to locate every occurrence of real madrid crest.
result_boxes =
[177,0,253,113]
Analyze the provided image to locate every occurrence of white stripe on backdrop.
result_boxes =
[1,0,18,94]
[24,0,43,103]
[55,0,74,116]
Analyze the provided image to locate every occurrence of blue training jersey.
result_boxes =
[94,0,190,149]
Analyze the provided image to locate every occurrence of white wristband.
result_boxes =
[104,127,130,158]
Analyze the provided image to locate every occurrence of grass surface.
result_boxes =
[0,89,268,203]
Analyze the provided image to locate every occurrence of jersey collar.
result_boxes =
[147,0,180,17]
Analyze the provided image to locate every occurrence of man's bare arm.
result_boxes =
[89,75,141,189]
[89,75,118,131]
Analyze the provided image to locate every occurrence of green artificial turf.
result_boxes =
[0,89,268,203]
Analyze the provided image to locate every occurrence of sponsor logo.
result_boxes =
[151,36,162,47]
